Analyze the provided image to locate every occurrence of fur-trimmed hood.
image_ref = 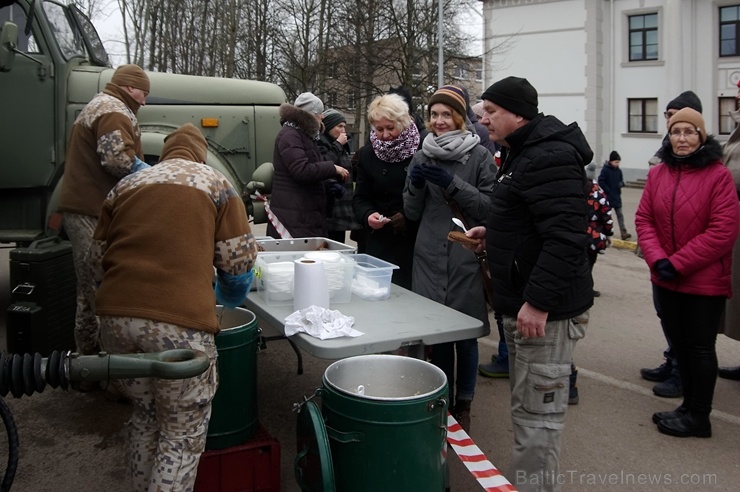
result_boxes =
[660,134,723,169]
[279,103,322,137]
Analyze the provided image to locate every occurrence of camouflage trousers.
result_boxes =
[99,316,218,492]
[62,213,101,355]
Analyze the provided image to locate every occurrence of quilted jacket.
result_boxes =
[635,136,739,296]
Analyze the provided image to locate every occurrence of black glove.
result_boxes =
[410,164,426,188]
[388,212,407,233]
[422,164,453,188]
[654,258,678,281]
[329,181,346,198]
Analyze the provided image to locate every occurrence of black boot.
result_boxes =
[640,359,672,382]
[718,366,740,381]
[653,374,683,398]
[652,405,688,424]
[453,400,472,434]
[568,364,579,405]
[657,413,711,438]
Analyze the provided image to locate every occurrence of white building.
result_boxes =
[480,0,740,180]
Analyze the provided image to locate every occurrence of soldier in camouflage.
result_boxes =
[59,64,152,359]
[90,123,258,491]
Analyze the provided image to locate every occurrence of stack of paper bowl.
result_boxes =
[303,252,351,298]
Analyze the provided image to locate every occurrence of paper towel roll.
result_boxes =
[293,259,330,311]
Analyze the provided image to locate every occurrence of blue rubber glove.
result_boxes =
[422,164,453,189]
[329,181,346,198]
[132,156,151,173]
[654,258,678,281]
[215,269,254,308]
[410,164,426,188]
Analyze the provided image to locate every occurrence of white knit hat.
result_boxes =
[294,92,324,115]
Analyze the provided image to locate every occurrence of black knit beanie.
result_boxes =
[481,76,538,120]
[609,150,621,162]
[666,91,703,113]
[322,109,346,133]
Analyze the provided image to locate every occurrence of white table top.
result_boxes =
[243,285,488,359]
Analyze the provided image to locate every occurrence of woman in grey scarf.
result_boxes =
[403,85,496,432]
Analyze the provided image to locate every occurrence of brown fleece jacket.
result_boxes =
[59,84,143,217]
[90,159,257,333]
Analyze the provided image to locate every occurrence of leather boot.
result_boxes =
[718,366,740,380]
[621,231,632,240]
[453,400,472,434]
[657,413,711,438]
[568,365,579,405]
[652,405,688,424]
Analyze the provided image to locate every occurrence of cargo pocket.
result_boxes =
[522,363,571,415]
[568,315,588,341]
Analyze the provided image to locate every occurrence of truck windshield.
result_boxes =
[42,0,84,60]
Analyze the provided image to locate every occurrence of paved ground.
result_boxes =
[1,187,739,491]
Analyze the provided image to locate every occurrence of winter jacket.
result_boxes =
[486,114,594,319]
[91,159,258,334]
[267,104,339,238]
[317,133,360,232]
[353,144,419,289]
[722,109,740,340]
[635,136,739,297]
[403,144,495,325]
[59,84,144,218]
[598,161,624,209]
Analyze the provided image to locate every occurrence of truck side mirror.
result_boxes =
[0,21,18,72]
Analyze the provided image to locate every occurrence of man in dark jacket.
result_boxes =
[598,150,631,240]
[475,76,593,492]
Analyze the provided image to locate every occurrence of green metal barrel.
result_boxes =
[321,354,449,491]
[206,306,260,450]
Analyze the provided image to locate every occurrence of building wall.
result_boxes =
[482,0,740,181]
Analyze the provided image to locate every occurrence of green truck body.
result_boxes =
[0,0,282,246]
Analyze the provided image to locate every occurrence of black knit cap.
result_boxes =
[481,76,538,120]
[322,109,346,132]
[609,150,621,161]
[666,91,703,113]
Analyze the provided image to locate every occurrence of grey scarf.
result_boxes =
[421,130,480,162]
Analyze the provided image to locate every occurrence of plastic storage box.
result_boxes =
[256,237,356,253]
[194,423,280,492]
[254,251,355,306]
[345,254,399,301]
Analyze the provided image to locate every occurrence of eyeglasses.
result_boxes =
[664,110,678,119]
[669,129,699,139]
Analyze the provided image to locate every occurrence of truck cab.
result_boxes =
[0,0,282,246]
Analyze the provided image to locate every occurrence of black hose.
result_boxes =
[0,396,19,492]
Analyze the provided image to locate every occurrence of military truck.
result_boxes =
[0,0,282,246]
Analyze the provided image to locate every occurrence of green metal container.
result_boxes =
[297,354,449,491]
[206,306,260,450]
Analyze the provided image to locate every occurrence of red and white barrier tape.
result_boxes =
[447,413,517,492]
[254,192,293,239]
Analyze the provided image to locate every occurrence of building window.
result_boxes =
[629,13,658,61]
[347,90,358,110]
[628,98,658,133]
[475,67,482,81]
[453,65,467,80]
[720,5,740,57]
[719,97,738,134]
[327,91,338,107]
